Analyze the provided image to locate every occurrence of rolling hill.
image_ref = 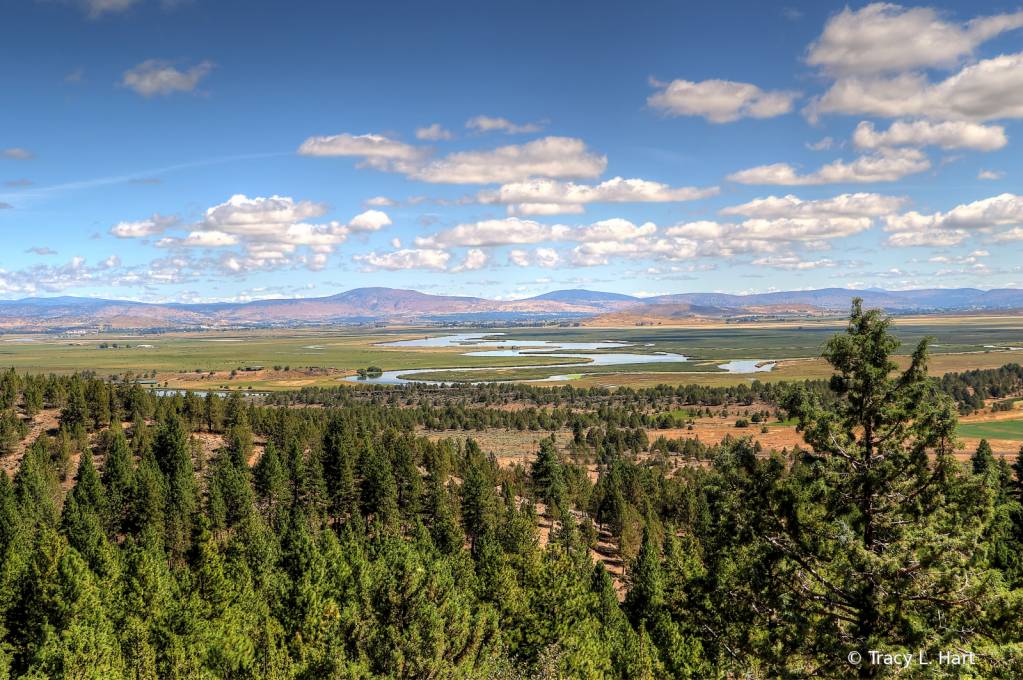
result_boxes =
[0,286,1019,331]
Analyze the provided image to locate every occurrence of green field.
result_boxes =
[0,330,583,375]
[768,417,800,427]
[958,420,1023,442]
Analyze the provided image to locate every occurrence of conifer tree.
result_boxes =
[22,380,43,419]
[580,516,599,551]
[250,617,294,680]
[127,449,165,540]
[52,429,75,482]
[102,430,134,535]
[278,504,327,644]
[208,452,254,532]
[430,486,465,555]
[624,526,663,627]
[60,449,116,578]
[130,416,152,459]
[590,561,623,630]
[225,420,254,469]
[461,461,496,551]
[1012,444,1023,496]
[283,436,308,502]
[59,374,90,433]
[972,438,997,476]
[390,434,423,520]
[11,531,124,677]
[85,377,111,429]
[530,437,566,517]
[189,514,235,618]
[597,471,626,537]
[119,617,158,680]
[359,445,398,526]
[253,441,288,509]
[0,471,24,621]
[223,390,248,430]
[711,298,1002,676]
[204,391,223,433]
[152,414,198,557]
[70,447,106,517]
[321,418,355,516]
[13,441,58,538]
[305,444,329,520]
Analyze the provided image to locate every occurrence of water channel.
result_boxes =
[343,333,774,385]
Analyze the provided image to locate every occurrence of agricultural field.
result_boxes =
[959,419,1023,442]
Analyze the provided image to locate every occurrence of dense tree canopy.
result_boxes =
[0,303,1017,677]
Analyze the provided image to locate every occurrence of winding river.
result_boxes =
[343,333,774,385]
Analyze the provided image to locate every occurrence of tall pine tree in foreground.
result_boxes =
[706,298,1008,678]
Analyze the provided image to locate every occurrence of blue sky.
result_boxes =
[3,0,1023,303]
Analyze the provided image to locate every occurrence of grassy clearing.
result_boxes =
[958,420,1023,442]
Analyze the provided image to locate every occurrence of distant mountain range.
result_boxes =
[0,286,1020,331]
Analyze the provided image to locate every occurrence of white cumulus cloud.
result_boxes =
[720,193,908,219]
[113,196,391,273]
[415,217,656,248]
[465,116,544,134]
[474,176,720,206]
[726,148,930,185]
[884,193,1023,232]
[508,248,560,268]
[416,218,571,248]
[811,52,1023,123]
[345,210,393,233]
[852,120,1007,151]
[354,249,451,272]
[119,59,214,97]
[647,77,800,123]
[926,250,990,264]
[415,124,454,141]
[749,256,842,270]
[297,133,430,166]
[506,203,587,216]
[806,4,1023,76]
[408,137,606,184]
[298,134,604,185]
[450,248,491,273]
[109,213,181,238]
[882,230,970,248]
[0,148,36,160]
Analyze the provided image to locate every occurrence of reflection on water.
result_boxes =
[718,360,775,373]
[380,332,626,351]
[345,333,686,385]
[151,389,267,397]
[343,332,774,385]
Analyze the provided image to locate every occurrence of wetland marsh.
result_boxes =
[0,315,1019,390]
